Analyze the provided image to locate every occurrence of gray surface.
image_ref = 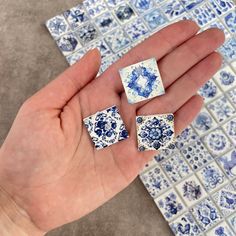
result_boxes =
[0,1,172,235]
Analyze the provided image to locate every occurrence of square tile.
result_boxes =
[136,113,175,151]
[197,162,227,192]
[161,0,186,20]
[66,49,86,65]
[83,105,129,149]
[130,0,155,13]
[170,212,202,236]
[224,9,236,34]
[176,175,207,207]
[210,0,235,16]
[114,3,136,24]
[154,144,179,163]
[119,58,165,104]
[223,118,236,145]
[83,0,108,18]
[219,37,236,63]
[181,139,213,171]
[155,189,186,221]
[139,166,170,198]
[180,0,204,11]
[191,198,222,232]
[227,88,236,106]
[228,212,236,233]
[86,40,112,59]
[206,221,234,236]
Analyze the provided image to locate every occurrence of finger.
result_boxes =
[28,49,101,109]
[137,52,222,115]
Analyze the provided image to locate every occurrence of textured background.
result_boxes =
[0,0,172,235]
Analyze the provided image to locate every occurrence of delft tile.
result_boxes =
[227,88,236,107]
[224,9,236,34]
[202,128,232,157]
[56,32,82,56]
[119,58,165,104]
[100,54,119,72]
[179,0,204,11]
[86,40,112,59]
[136,114,175,151]
[63,4,89,30]
[161,0,186,21]
[204,20,231,39]
[83,105,129,149]
[197,162,227,192]
[206,221,234,236]
[207,96,235,123]
[223,118,236,145]
[217,149,236,179]
[83,0,108,18]
[181,139,213,171]
[228,212,236,233]
[212,184,236,217]
[170,212,202,236]
[192,108,217,136]
[198,80,222,104]
[210,0,235,16]
[66,49,86,65]
[105,0,126,8]
[114,3,136,24]
[104,28,131,53]
[154,189,186,222]
[155,143,179,162]
[219,37,236,63]
[139,166,170,198]
[191,4,217,27]
[130,0,155,13]
[190,198,222,232]
[46,15,70,40]
[161,152,192,183]
[74,23,99,46]
[214,66,236,91]
[176,175,207,207]
[124,18,149,41]
[143,8,169,30]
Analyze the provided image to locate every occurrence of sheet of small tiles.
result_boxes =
[46,0,236,235]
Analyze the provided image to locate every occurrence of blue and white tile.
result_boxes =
[180,0,204,11]
[190,198,222,232]
[83,0,108,18]
[170,212,202,236]
[219,37,236,62]
[105,0,126,8]
[204,20,231,39]
[210,0,235,16]
[181,139,213,171]
[136,113,174,151]
[228,212,236,233]
[223,9,236,34]
[161,0,186,20]
[176,175,207,207]
[66,48,86,65]
[227,88,236,107]
[223,118,236,145]
[202,128,232,157]
[155,189,186,222]
[197,162,227,192]
[100,54,119,72]
[86,40,112,58]
[130,0,155,13]
[83,105,129,149]
[206,221,234,236]
[114,3,136,24]
[119,58,165,103]
[139,166,170,198]
[155,144,179,163]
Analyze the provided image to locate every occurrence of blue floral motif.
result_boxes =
[95,12,118,34]
[219,69,235,86]
[75,23,98,45]
[83,0,107,17]
[224,10,236,33]
[130,0,154,13]
[176,127,198,149]
[182,180,202,201]
[219,37,236,62]
[161,0,186,20]
[218,150,236,178]
[219,190,236,211]
[193,111,214,132]
[199,81,218,100]
[115,4,136,23]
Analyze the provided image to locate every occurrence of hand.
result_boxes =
[0,21,224,235]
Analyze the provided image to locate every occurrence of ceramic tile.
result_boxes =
[114,3,136,24]
[219,37,236,63]
[180,0,204,11]
[223,9,236,34]
[227,88,236,106]
[223,118,236,145]
[209,0,235,16]
[181,139,213,171]
[139,166,170,198]
[119,58,165,104]
[170,212,202,236]
[86,40,112,58]
[83,105,129,149]
[228,212,236,233]
[130,0,155,13]
[105,0,125,7]
[190,198,222,232]
[161,0,186,20]
[154,144,179,162]
[83,0,108,18]
[136,113,175,151]
[206,221,234,236]
[176,175,207,207]
[66,49,86,65]
[155,189,186,221]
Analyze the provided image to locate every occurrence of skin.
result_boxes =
[0,21,225,235]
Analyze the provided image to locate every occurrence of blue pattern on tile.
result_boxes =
[219,37,236,62]
[180,0,204,11]
[161,0,186,20]
[130,0,154,13]
[224,10,236,34]
[114,3,136,23]
[210,0,235,15]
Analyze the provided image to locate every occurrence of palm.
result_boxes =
[0,21,224,232]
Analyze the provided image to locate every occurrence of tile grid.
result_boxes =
[46,0,236,235]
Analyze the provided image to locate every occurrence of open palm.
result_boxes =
[0,21,224,234]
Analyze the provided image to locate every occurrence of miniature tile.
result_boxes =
[224,9,236,34]
[143,8,169,30]
[209,0,235,16]
[94,12,119,34]
[219,37,236,63]
[198,80,222,104]
[176,175,207,207]
[56,32,82,56]
[227,88,236,106]
[86,40,112,59]
[202,128,232,157]
[206,221,234,236]
[180,0,204,11]
[217,150,236,179]
[161,152,192,183]
[207,96,235,123]
[105,0,125,8]
[228,212,236,233]
[155,189,186,221]
[83,0,108,18]
[119,58,165,104]
[136,114,175,151]
[190,198,222,232]
[204,20,231,39]
[161,0,186,20]
[214,66,236,91]
[223,118,236,145]
[46,15,70,40]
[197,162,226,192]
[212,184,236,217]
[170,212,202,236]
[66,49,86,65]
[105,28,131,53]
[114,3,136,24]
[130,0,155,13]
[191,4,216,27]
[192,108,217,135]
[63,4,89,30]
[74,23,99,45]
[139,166,170,198]
[83,105,129,149]
[155,144,179,162]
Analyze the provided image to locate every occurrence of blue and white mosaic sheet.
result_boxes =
[46,0,236,235]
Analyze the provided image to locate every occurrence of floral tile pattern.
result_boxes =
[219,37,236,63]
[224,9,236,34]
[161,0,186,20]
[130,0,155,13]
[114,3,136,24]
[206,221,235,236]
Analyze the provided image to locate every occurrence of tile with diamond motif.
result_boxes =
[119,58,165,104]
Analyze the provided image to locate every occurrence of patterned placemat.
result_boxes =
[45,1,236,235]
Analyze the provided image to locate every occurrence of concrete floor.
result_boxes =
[0,1,173,235]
